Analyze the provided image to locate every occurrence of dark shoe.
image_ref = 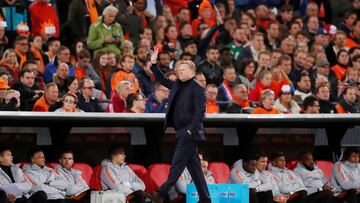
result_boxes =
[149,191,165,203]
[198,199,211,203]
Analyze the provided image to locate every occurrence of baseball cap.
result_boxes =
[315,59,330,67]
[163,43,177,52]
[316,28,328,35]
[279,85,292,95]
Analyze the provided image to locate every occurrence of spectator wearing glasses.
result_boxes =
[55,93,83,112]
[77,77,102,112]
[145,82,169,113]
[14,36,33,68]
[44,46,74,83]
[123,93,146,113]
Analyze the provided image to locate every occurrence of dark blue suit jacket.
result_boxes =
[150,64,207,141]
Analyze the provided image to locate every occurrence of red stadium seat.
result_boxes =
[73,163,93,185]
[208,162,230,184]
[286,160,298,170]
[46,162,59,168]
[316,160,334,181]
[89,165,102,191]
[128,164,150,192]
[147,163,171,192]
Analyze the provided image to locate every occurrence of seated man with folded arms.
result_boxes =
[228,154,273,203]
[169,153,216,202]
[330,147,360,203]
[268,152,308,203]
[0,147,47,203]
[100,146,146,203]
[23,148,68,203]
[294,151,336,203]
[53,150,90,203]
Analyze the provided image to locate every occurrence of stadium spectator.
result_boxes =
[106,80,131,113]
[330,147,360,203]
[157,51,172,73]
[226,84,254,113]
[73,49,101,89]
[274,85,300,114]
[24,148,67,202]
[65,76,79,95]
[205,84,219,114]
[238,59,257,90]
[268,152,308,203]
[52,63,70,97]
[14,36,33,68]
[217,66,240,103]
[77,77,101,112]
[124,93,146,113]
[33,82,59,112]
[197,46,222,86]
[53,150,90,202]
[217,17,237,48]
[191,0,216,38]
[29,0,60,38]
[1,48,20,83]
[29,35,45,73]
[0,88,20,111]
[257,51,271,70]
[335,87,357,113]
[325,31,348,66]
[270,49,282,69]
[121,40,134,56]
[87,5,124,57]
[55,93,83,112]
[315,85,337,113]
[219,47,236,68]
[45,37,61,65]
[294,151,336,203]
[44,46,74,83]
[345,19,360,48]
[293,72,312,103]
[133,47,153,96]
[279,36,295,56]
[264,21,280,51]
[12,68,43,111]
[0,17,7,57]
[249,69,272,102]
[237,32,265,63]
[195,72,206,88]
[270,65,291,98]
[100,146,146,202]
[145,82,169,113]
[311,59,339,102]
[0,147,47,203]
[229,154,274,203]
[290,51,307,85]
[226,27,248,60]
[332,49,351,81]
[252,90,280,114]
[92,50,110,91]
[302,95,320,114]
[111,54,139,93]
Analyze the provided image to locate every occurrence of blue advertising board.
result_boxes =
[186,184,249,203]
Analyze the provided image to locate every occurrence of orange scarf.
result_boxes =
[15,49,27,68]
[31,48,45,73]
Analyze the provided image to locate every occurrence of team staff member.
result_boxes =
[148,47,211,203]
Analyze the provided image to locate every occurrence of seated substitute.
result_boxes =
[100,146,146,203]
[0,147,47,203]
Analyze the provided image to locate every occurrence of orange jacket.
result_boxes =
[251,107,280,114]
[331,64,348,81]
[33,95,50,112]
[206,100,219,114]
[335,103,347,114]
[111,69,139,93]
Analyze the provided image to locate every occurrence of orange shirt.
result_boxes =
[345,37,358,49]
[31,48,45,73]
[15,49,27,68]
[33,95,50,112]
[251,107,280,114]
[206,100,219,114]
[111,69,139,93]
[74,66,87,81]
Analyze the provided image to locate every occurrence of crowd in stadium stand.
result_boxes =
[0,0,359,113]
[2,146,360,203]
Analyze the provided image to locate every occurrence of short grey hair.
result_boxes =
[103,5,119,16]
[117,80,131,91]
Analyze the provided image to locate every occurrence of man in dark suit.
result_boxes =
[148,47,211,203]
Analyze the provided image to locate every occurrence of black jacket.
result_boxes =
[77,93,102,112]
[151,63,206,141]
[319,99,337,114]
[197,60,223,87]
[12,81,41,111]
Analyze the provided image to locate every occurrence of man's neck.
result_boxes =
[233,40,243,47]
[130,107,139,113]
[82,94,91,101]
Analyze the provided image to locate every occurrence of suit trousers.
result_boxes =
[158,129,210,201]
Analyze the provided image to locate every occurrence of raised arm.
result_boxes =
[148,47,174,89]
